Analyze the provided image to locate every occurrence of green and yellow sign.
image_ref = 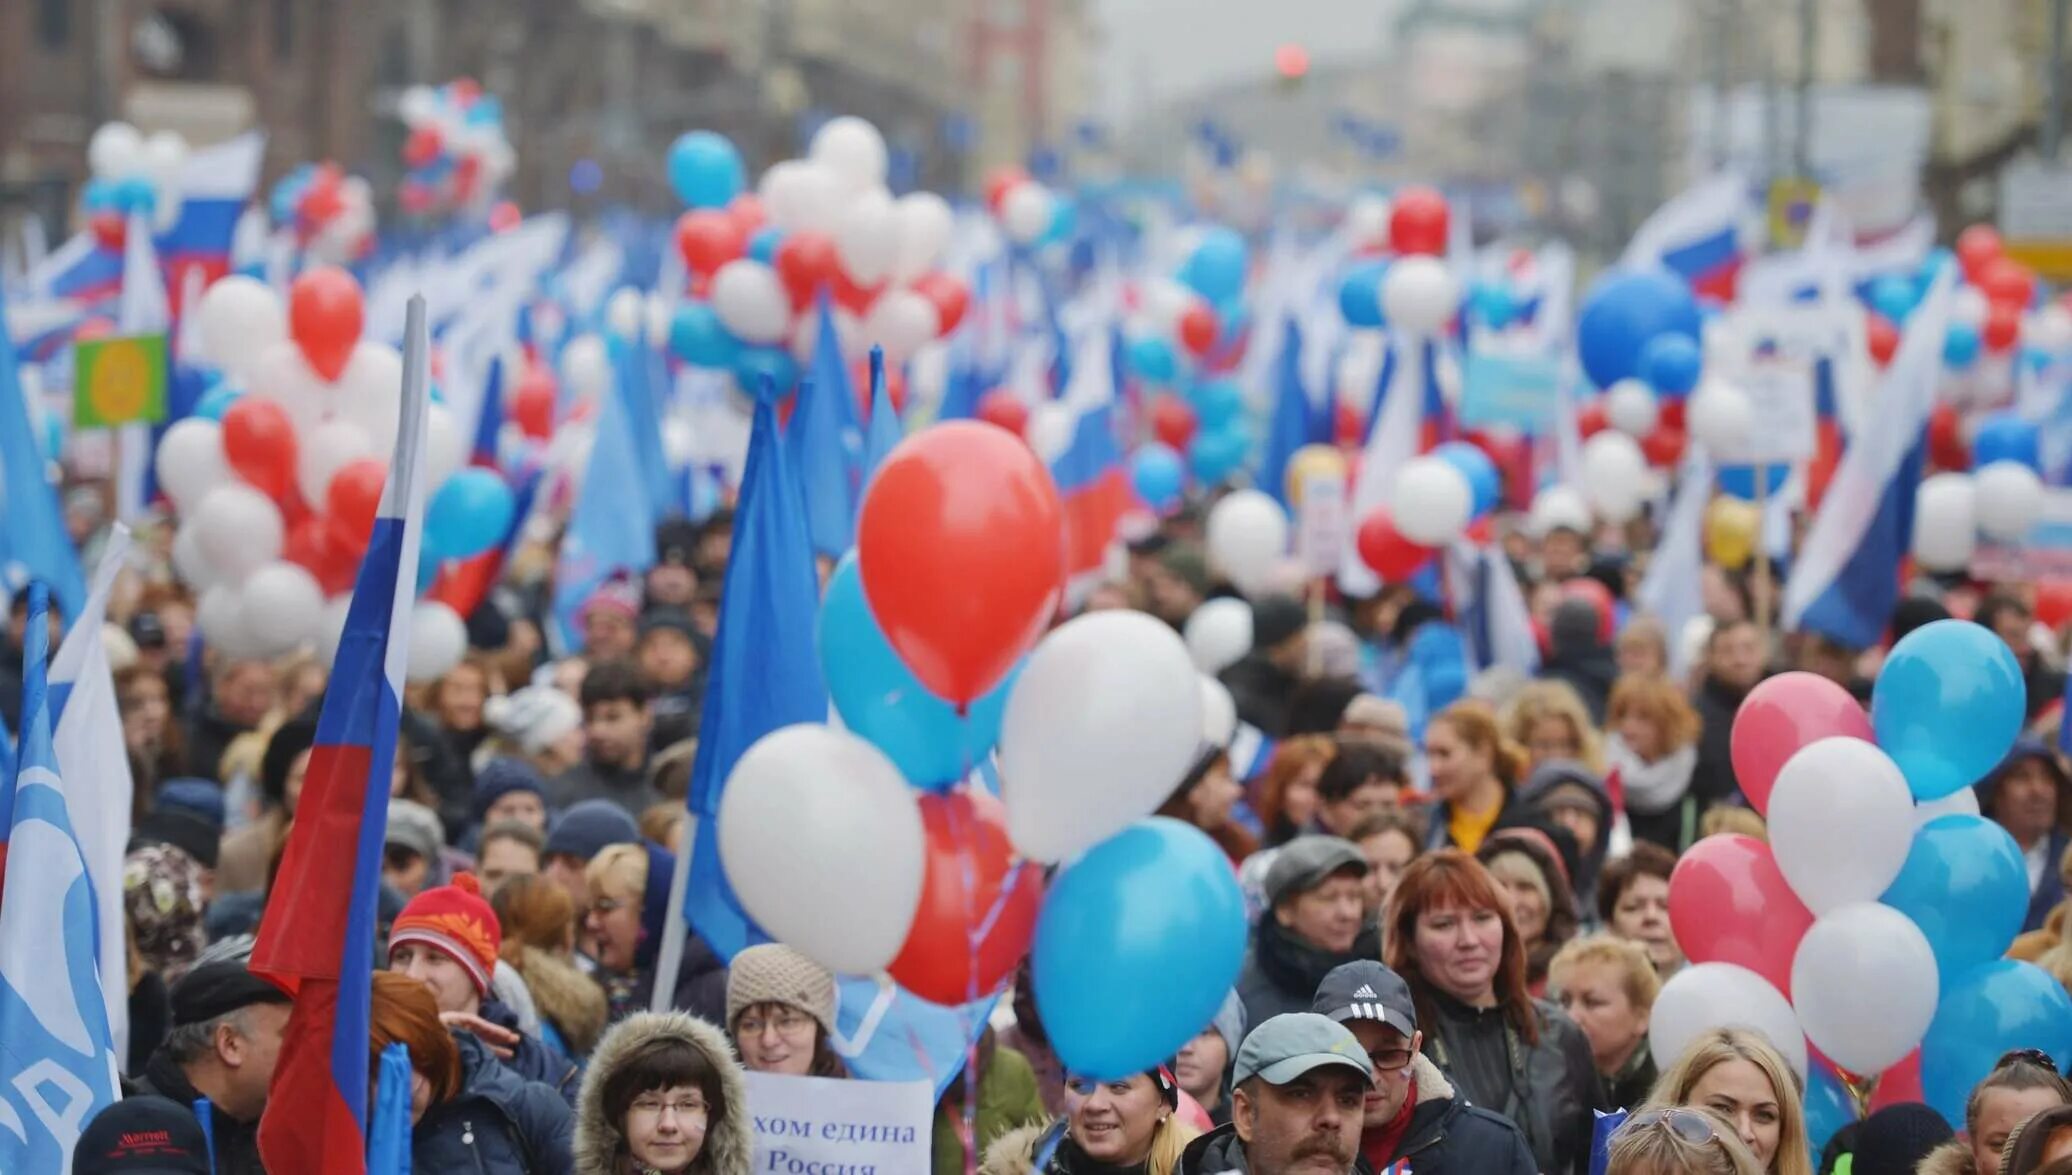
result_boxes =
[73,333,169,429]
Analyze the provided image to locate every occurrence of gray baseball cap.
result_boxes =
[1312,960,1417,1038]
[1232,1013,1376,1089]
[1263,836,1369,908]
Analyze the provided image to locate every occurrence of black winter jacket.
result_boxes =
[1370,1054,1536,1175]
[1419,990,1605,1175]
[131,1049,265,1175]
[412,1031,575,1174]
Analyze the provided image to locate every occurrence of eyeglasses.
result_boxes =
[629,1094,708,1120]
[1998,1048,2060,1074]
[1366,1047,1414,1072]
[1620,1108,1722,1147]
[738,1010,815,1039]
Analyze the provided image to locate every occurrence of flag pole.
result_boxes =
[1753,460,1773,639]
[650,816,695,1014]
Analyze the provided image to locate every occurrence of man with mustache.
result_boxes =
[1181,1013,1375,1173]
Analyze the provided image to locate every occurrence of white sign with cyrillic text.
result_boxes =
[741,1071,933,1174]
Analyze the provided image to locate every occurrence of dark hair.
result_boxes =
[260,718,319,809]
[1384,850,1540,1046]
[601,1035,728,1141]
[1965,1050,2072,1137]
[580,659,652,710]
[1597,842,1678,925]
[1316,740,1405,804]
[1286,677,1365,737]
[479,820,544,858]
[733,1001,850,1078]
[1706,617,1760,652]
[1978,594,2033,634]
[1347,805,1428,849]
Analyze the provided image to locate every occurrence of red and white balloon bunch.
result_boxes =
[395,79,516,217]
[80,122,189,249]
[983,166,1068,249]
[276,162,377,265]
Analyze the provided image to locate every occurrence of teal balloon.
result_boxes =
[1338,261,1388,328]
[1183,228,1249,303]
[1881,814,2029,990]
[1922,961,2072,1128]
[1945,322,1982,369]
[734,346,798,399]
[666,131,745,209]
[1129,442,1184,509]
[1869,274,1918,322]
[1803,1064,1857,1154]
[748,226,785,264]
[1127,336,1179,384]
[1193,379,1244,429]
[1032,818,1247,1079]
[194,379,243,421]
[1469,280,1516,329]
[1871,620,2025,800]
[817,554,1015,789]
[1189,422,1251,482]
[425,468,515,559]
[670,302,739,369]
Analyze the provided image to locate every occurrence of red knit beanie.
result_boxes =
[388,873,501,997]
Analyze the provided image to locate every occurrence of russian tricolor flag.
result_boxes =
[250,295,431,1175]
[158,133,265,314]
[1047,329,1129,587]
[1623,174,1753,304]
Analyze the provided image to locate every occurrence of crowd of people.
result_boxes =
[40,464,2072,1175]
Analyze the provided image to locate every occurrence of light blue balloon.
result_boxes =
[1945,321,1982,369]
[667,131,746,210]
[1717,463,1789,501]
[1193,379,1244,429]
[747,226,785,264]
[1189,421,1251,483]
[1869,274,1918,323]
[115,176,157,215]
[1434,440,1500,516]
[83,178,119,213]
[1126,336,1178,384]
[1183,228,1249,303]
[1043,195,1078,246]
[425,468,516,560]
[194,379,243,421]
[1130,442,1185,509]
[1337,260,1388,328]
[1973,412,2041,472]
[1922,961,2072,1128]
[1032,818,1247,1079]
[670,302,739,369]
[817,554,1015,789]
[1871,620,2025,800]
[1803,1063,1857,1154]
[1469,280,1516,329]
[733,346,799,399]
[1881,814,2029,990]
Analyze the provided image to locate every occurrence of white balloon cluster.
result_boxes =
[85,122,189,234]
[1912,460,2045,572]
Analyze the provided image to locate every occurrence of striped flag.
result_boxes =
[249,295,432,1175]
[1623,174,1754,303]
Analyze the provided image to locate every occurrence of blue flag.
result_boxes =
[860,346,900,489]
[469,354,505,468]
[789,294,862,558]
[614,330,674,518]
[683,395,828,961]
[0,291,86,618]
[936,343,983,423]
[551,346,657,651]
[836,976,997,1099]
[1258,317,1311,509]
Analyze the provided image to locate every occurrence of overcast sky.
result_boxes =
[1091,0,1401,125]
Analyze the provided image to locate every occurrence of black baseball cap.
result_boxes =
[1313,960,1418,1039]
[74,1096,209,1173]
[168,960,291,1028]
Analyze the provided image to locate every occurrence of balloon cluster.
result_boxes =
[1656,620,2072,1130]
[155,272,512,679]
[662,119,968,403]
[1912,409,2047,572]
[1356,441,1499,581]
[1120,227,1258,483]
[395,79,516,217]
[270,162,377,264]
[1573,269,1717,484]
[716,421,1245,1078]
[80,122,189,249]
[1333,186,1458,333]
[983,165,1076,249]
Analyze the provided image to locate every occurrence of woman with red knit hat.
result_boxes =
[389,871,583,1103]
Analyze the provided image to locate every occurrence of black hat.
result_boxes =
[74,1096,210,1173]
[127,613,168,651]
[656,519,700,567]
[1262,836,1368,908]
[1850,1103,1954,1175]
[1251,595,1307,650]
[168,960,290,1028]
[638,608,697,642]
[1313,959,1418,1038]
[129,809,220,870]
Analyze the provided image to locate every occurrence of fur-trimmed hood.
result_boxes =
[515,945,609,1058]
[1405,1052,1454,1107]
[980,1122,1052,1175]
[1917,1139,1976,1175]
[574,1012,751,1175]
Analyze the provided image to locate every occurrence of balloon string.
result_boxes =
[952,737,983,1175]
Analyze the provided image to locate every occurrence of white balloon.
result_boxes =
[155,419,232,514]
[423,402,468,491]
[1200,676,1237,749]
[835,186,900,287]
[336,343,406,457]
[1528,485,1593,538]
[142,131,188,181]
[249,341,329,438]
[406,602,468,682]
[1140,278,1195,335]
[1791,902,1939,1074]
[172,523,220,590]
[1581,432,1649,524]
[1205,490,1291,598]
[1916,786,1981,825]
[2031,303,2072,354]
[1001,611,1205,862]
[710,260,791,345]
[314,595,353,665]
[1344,194,1391,246]
[1650,962,1808,1079]
[1025,402,1075,464]
[1390,457,1475,546]
[892,192,955,282]
[88,122,143,178]
[197,584,260,658]
[196,276,286,375]
[1768,737,1916,913]
[1912,472,1978,572]
[560,334,611,399]
[193,484,284,582]
[760,160,845,233]
[1975,460,2044,542]
[809,116,889,192]
[1380,257,1460,336]
[297,419,375,508]
[604,288,644,340]
[1002,183,1055,246]
[1604,379,1659,437]
[1952,285,1990,329]
[1184,598,1253,674]
[1687,379,1755,452]
[718,724,925,972]
[861,288,940,365]
[240,562,323,654]
[398,85,439,125]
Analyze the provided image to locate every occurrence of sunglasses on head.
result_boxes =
[1998,1048,2060,1074]
[1621,1108,1722,1147]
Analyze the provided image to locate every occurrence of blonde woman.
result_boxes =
[1502,680,1608,775]
[1607,1107,1766,1175]
[1549,936,1661,1109]
[1642,1028,1814,1175]
[981,1068,1197,1174]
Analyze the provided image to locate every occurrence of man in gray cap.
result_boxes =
[1312,960,1535,1174]
[1237,836,1377,1029]
[1179,1012,1374,1174]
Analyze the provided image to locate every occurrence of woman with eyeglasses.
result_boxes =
[1606,1107,1766,1175]
[981,1068,1196,1174]
[724,944,848,1078]
[1920,1049,2072,1175]
[574,1011,751,1174]
[1641,1028,1813,1175]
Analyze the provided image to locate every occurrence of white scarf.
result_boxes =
[1607,734,1698,815]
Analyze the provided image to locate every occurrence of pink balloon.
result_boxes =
[1867,1049,1925,1111]
[1730,672,1873,815]
[1176,1089,1214,1134]
[1668,834,1814,1000]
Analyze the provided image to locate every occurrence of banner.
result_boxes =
[1459,349,1560,432]
[742,1071,934,1172]
[71,334,168,428]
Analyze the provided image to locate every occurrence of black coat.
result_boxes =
[1377,1054,1537,1175]
[1181,1122,1375,1174]
[479,997,581,1105]
[412,1032,574,1174]
[1690,675,1752,810]
[1234,916,1383,1033]
[1419,991,1605,1175]
[1219,654,1300,739]
[132,1049,265,1175]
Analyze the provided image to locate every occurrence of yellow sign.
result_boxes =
[73,333,168,429]
[1766,178,1822,250]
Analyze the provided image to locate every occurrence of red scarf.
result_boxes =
[1361,1075,1419,1168]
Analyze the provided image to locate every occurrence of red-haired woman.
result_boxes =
[1385,849,1605,1175]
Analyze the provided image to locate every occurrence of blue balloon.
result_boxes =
[1881,814,2029,990]
[1577,269,1703,389]
[818,554,1015,788]
[733,346,799,399]
[425,468,516,560]
[1193,379,1244,429]
[1214,297,1249,348]
[1189,421,1251,483]
[193,380,243,421]
[1469,280,1517,329]
[1338,261,1389,328]
[415,545,443,593]
[1182,228,1249,303]
[1043,195,1078,246]
[1944,322,1982,369]
[1130,442,1185,509]
[666,131,746,210]
[1869,274,1919,323]
[1871,620,2026,801]
[1922,961,2072,1128]
[1920,246,1956,288]
[1032,818,1247,1079]
[1716,463,1789,501]
[669,302,739,369]
[1126,336,1179,384]
[1434,441,1501,516]
[747,226,785,264]
[1973,412,2042,472]
[115,176,157,215]
[83,178,119,214]
[1639,333,1704,398]
[1803,1064,1857,1154]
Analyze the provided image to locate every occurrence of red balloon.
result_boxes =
[1730,671,1874,815]
[488,201,521,233]
[1177,300,1220,357]
[976,389,1029,436]
[1149,394,1198,450]
[886,791,1045,1006]
[325,457,388,556]
[912,272,970,335]
[727,193,766,235]
[831,266,882,317]
[1357,509,1436,581]
[89,212,125,251]
[402,126,443,169]
[283,514,327,573]
[1389,186,1450,256]
[674,210,745,278]
[1865,1050,1924,1113]
[1576,401,1608,439]
[1866,314,1900,366]
[1640,423,1686,468]
[1985,300,2024,352]
[1668,834,1814,999]
[510,367,556,439]
[288,267,364,382]
[2038,580,2072,629]
[1334,400,1363,447]
[1928,402,1969,471]
[774,232,840,309]
[221,398,300,503]
[1981,257,2037,308]
[857,422,1065,705]
[984,167,1030,215]
[1956,224,2004,280]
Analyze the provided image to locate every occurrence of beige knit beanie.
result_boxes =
[725,944,838,1037]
